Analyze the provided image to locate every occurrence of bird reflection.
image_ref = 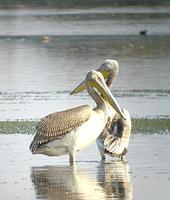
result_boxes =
[97,161,133,200]
[31,161,132,200]
[31,164,104,200]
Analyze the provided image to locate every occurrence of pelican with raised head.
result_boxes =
[70,60,131,160]
[30,70,125,164]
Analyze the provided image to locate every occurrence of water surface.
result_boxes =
[0,2,170,200]
[0,35,170,119]
[0,134,170,200]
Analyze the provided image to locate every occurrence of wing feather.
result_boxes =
[30,105,92,152]
[99,109,131,157]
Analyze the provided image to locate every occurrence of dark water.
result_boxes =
[0,1,170,200]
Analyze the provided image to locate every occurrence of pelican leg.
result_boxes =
[96,140,105,160]
[69,154,76,165]
[120,148,128,161]
[69,155,74,164]
[101,155,106,161]
[69,148,76,165]
[120,156,124,161]
[98,148,105,160]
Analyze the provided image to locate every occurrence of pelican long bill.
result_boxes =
[70,80,86,95]
[70,74,126,120]
[70,69,109,95]
[70,59,119,95]
[89,76,126,120]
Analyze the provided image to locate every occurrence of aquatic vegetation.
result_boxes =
[132,118,170,134]
[0,118,169,135]
[0,121,36,135]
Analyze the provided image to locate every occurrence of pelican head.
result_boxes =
[97,59,119,87]
[70,59,119,95]
[73,70,126,120]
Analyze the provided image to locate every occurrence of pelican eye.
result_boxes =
[97,76,103,82]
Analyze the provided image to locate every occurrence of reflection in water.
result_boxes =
[97,161,133,199]
[31,161,132,200]
[31,165,104,200]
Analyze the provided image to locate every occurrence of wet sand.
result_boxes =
[0,134,170,200]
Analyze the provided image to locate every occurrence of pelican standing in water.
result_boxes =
[70,60,131,160]
[30,70,125,164]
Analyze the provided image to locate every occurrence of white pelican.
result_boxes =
[30,70,125,163]
[70,60,131,160]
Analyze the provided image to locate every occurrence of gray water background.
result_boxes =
[0,0,170,120]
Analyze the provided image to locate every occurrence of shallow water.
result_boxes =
[0,2,170,200]
[0,8,170,36]
[0,2,170,120]
[0,134,170,200]
[0,35,170,119]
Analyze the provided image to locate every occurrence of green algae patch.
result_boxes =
[0,118,170,135]
[132,118,170,134]
[0,121,37,134]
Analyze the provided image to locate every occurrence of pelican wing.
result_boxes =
[30,105,92,151]
[102,111,131,157]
